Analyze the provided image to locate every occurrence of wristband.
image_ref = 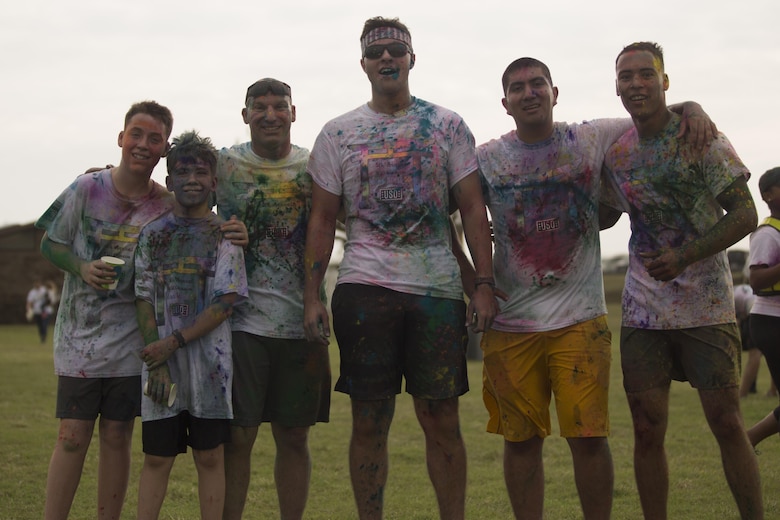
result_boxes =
[474,276,496,290]
[172,329,187,349]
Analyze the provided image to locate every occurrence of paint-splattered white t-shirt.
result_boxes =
[748,224,780,318]
[135,212,248,421]
[478,119,631,332]
[35,169,173,377]
[603,114,748,329]
[308,98,477,300]
[216,143,317,338]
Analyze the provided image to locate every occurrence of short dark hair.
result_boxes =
[501,57,553,95]
[360,16,411,41]
[124,100,173,138]
[759,167,780,194]
[617,42,665,71]
[166,130,217,175]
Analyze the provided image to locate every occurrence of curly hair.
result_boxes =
[166,130,217,174]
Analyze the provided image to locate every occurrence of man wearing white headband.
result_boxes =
[303,15,498,520]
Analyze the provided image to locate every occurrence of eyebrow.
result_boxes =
[508,76,547,88]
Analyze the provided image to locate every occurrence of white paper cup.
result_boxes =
[100,256,125,290]
[167,383,177,407]
[144,380,177,407]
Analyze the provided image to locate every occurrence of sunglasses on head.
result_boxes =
[246,79,291,101]
[363,42,410,60]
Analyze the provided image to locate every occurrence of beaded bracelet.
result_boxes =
[172,329,187,349]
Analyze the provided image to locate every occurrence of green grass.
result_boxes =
[2,309,780,519]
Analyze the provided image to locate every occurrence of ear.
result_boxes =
[615,80,620,96]
[552,86,559,107]
[360,58,367,73]
[165,175,173,192]
[409,53,416,70]
[663,73,670,91]
[501,97,510,115]
[161,142,171,158]
[117,131,124,147]
[242,107,250,125]
[290,104,297,123]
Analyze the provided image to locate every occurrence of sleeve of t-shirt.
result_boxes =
[212,238,249,303]
[600,163,628,212]
[35,174,88,246]
[446,116,479,189]
[749,226,780,269]
[704,133,751,198]
[308,127,343,196]
[588,118,634,151]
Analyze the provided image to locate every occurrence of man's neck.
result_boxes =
[111,165,153,199]
[515,123,554,145]
[369,89,413,115]
[252,141,292,161]
[634,108,673,139]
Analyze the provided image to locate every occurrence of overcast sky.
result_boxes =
[3,0,777,259]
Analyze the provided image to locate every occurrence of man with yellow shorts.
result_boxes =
[482,319,611,442]
[455,56,713,520]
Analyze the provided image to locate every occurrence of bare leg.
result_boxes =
[44,418,95,520]
[503,437,544,520]
[271,424,311,520]
[223,425,259,520]
[137,454,175,520]
[567,437,613,520]
[699,387,764,519]
[97,417,135,519]
[413,397,466,520]
[766,376,777,398]
[747,408,780,447]
[350,398,395,520]
[193,445,225,520]
[626,385,670,520]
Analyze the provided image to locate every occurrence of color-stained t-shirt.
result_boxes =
[35,169,172,377]
[135,212,248,421]
[216,143,316,338]
[308,98,477,300]
[602,114,748,329]
[478,119,631,332]
[748,225,780,318]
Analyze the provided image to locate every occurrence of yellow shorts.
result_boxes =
[482,316,612,441]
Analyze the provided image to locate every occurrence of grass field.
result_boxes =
[2,299,780,519]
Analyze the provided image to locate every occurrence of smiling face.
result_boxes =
[360,37,414,98]
[166,158,216,217]
[501,66,558,142]
[117,113,170,178]
[242,92,295,160]
[615,49,669,122]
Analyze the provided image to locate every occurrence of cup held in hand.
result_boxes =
[100,256,125,290]
[144,379,177,407]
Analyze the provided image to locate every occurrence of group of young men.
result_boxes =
[36,14,765,520]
